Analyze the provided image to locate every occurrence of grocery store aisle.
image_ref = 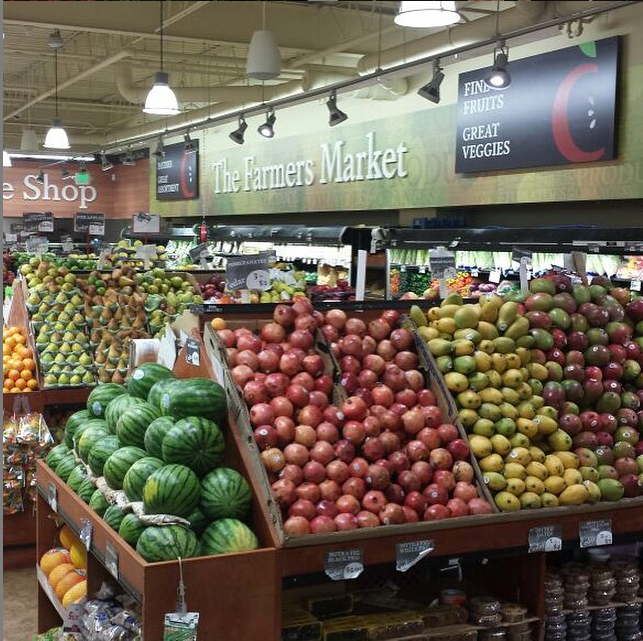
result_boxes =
[3,568,38,641]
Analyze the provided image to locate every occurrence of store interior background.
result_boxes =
[3,1,643,242]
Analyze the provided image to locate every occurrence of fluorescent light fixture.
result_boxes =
[3,151,12,167]
[394,1,460,28]
[246,30,281,80]
[417,59,444,103]
[229,115,248,145]
[101,152,114,172]
[485,43,511,88]
[326,90,348,127]
[7,152,95,162]
[44,118,70,149]
[144,71,180,116]
[20,128,39,151]
[258,107,276,138]
[184,131,197,154]
[153,136,165,158]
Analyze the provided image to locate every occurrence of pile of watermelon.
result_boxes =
[46,362,260,563]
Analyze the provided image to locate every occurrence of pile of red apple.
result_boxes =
[217,301,492,536]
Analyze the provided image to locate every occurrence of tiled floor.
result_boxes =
[3,568,39,641]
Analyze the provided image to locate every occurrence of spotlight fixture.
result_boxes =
[184,131,197,154]
[3,151,11,167]
[44,32,70,149]
[35,169,45,184]
[417,59,444,104]
[153,136,165,158]
[143,2,180,115]
[394,1,460,28]
[61,165,73,180]
[122,146,136,166]
[258,107,276,138]
[485,42,511,88]
[75,161,91,186]
[101,152,114,172]
[326,90,348,127]
[229,115,248,145]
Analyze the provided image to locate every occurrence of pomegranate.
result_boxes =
[254,425,278,451]
[334,513,358,530]
[283,516,311,536]
[379,503,406,525]
[272,479,297,508]
[270,396,294,418]
[284,443,309,466]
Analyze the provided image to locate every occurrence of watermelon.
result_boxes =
[144,417,175,460]
[72,419,108,452]
[161,417,225,478]
[200,519,259,556]
[88,435,121,476]
[46,444,70,470]
[64,410,91,448]
[103,505,126,531]
[77,477,96,504]
[54,455,78,482]
[103,446,148,490]
[77,426,110,463]
[66,465,88,492]
[123,457,165,502]
[147,379,178,413]
[87,383,128,418]
[200,468,252,520]
[118,513,146,547]
[160,378,226,422]
[116,402,160,448]
[128,363,176,400]
[143,464,200,518]
[89,489,110,516]
[105,395,145,433]
[136,525,200,562]
[186,506,210,537]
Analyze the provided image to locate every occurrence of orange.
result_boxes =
[2,344,10,357]
[4,337,16,350]
[14,378,27,390]
[27,379,38,390]
[62,580,87,608]
[7,369,20,382]
[14,334,26,346]
[21,370,33,381]
[9,387,20,393]
[48,563,75,590]
[211,317,227,330]
[23,358,36,371]
[40,549,71,576]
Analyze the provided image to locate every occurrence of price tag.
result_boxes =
[97,249,109,271]
[471,269,479,277]
[396,540,434,572]
[80,518,93,551]
[132,212,161,234]
[226,253,273,291]
[189,304,205,315]
[630,279,641,292]
[512,247,533,265]
[135,244,157,269]
[443,267,457,280]
[324,549,364,581]
[185,338,200,367]
[26,236,49,254]
[245,269,271,291]
[23,212,54,233]
[164,612,200,635]
[428,249,456,279]
[63,603,84,633]
[105,541,119,579]
[489,269,502,284]
[74,212,105,235]
[62,241,74,253]
[48,482,58,512]
[419,266,426,274]
[528,524,562,553]
[579,519,612,548]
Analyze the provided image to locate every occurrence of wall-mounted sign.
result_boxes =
[74,212,106,235]
[3,172,97,209]
[156,141,199,201]
[456,37,619,173]
[23,212,54,233]
[132,212,161,234]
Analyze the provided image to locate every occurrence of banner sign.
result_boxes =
[456,37,619,173]
[74,212,105,235]
[156,141,199,201]
[23,212,54,233]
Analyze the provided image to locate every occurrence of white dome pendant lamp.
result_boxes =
[246,2,281,80]
[44,35,70,150]
[144,1,180,116]
[394,2,460,28]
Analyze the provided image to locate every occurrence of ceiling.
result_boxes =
[1,1,634,153]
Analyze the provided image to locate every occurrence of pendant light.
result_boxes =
[144,2,180,116]
[394,2,460,28]
[246,2,281,80]
[44,31,70,149]
[20,129,38,151]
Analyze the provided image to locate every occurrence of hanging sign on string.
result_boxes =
[226,252,274,291]
[23,212,54,233]
[74,212,105,235]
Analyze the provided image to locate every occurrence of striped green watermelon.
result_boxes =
[103,446,147,490]
[46,444,70,470]
[136,525,200,562]
[127,363,176,400]
[118,513,146,547]
[147,379,178,413]
[186,506,210,537]
[54,455,78,482]
[161,417,225,478]
[144,417,175,460]
[199,467,252,520]
[116,402,160,448]
[160,378,227,422]
[88,435,121,476]
[87,383,127,418]
[64,410,91,448]
[72,419,108,452]
[66,465,88,492]
[123,457,164,502]
[89,489,110,516]
[143,464,200,518]
[105,395,145,433]
[200,519,259,556]
[103,505,126,531]
[77,426,110,463]
[77,477,96,504]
